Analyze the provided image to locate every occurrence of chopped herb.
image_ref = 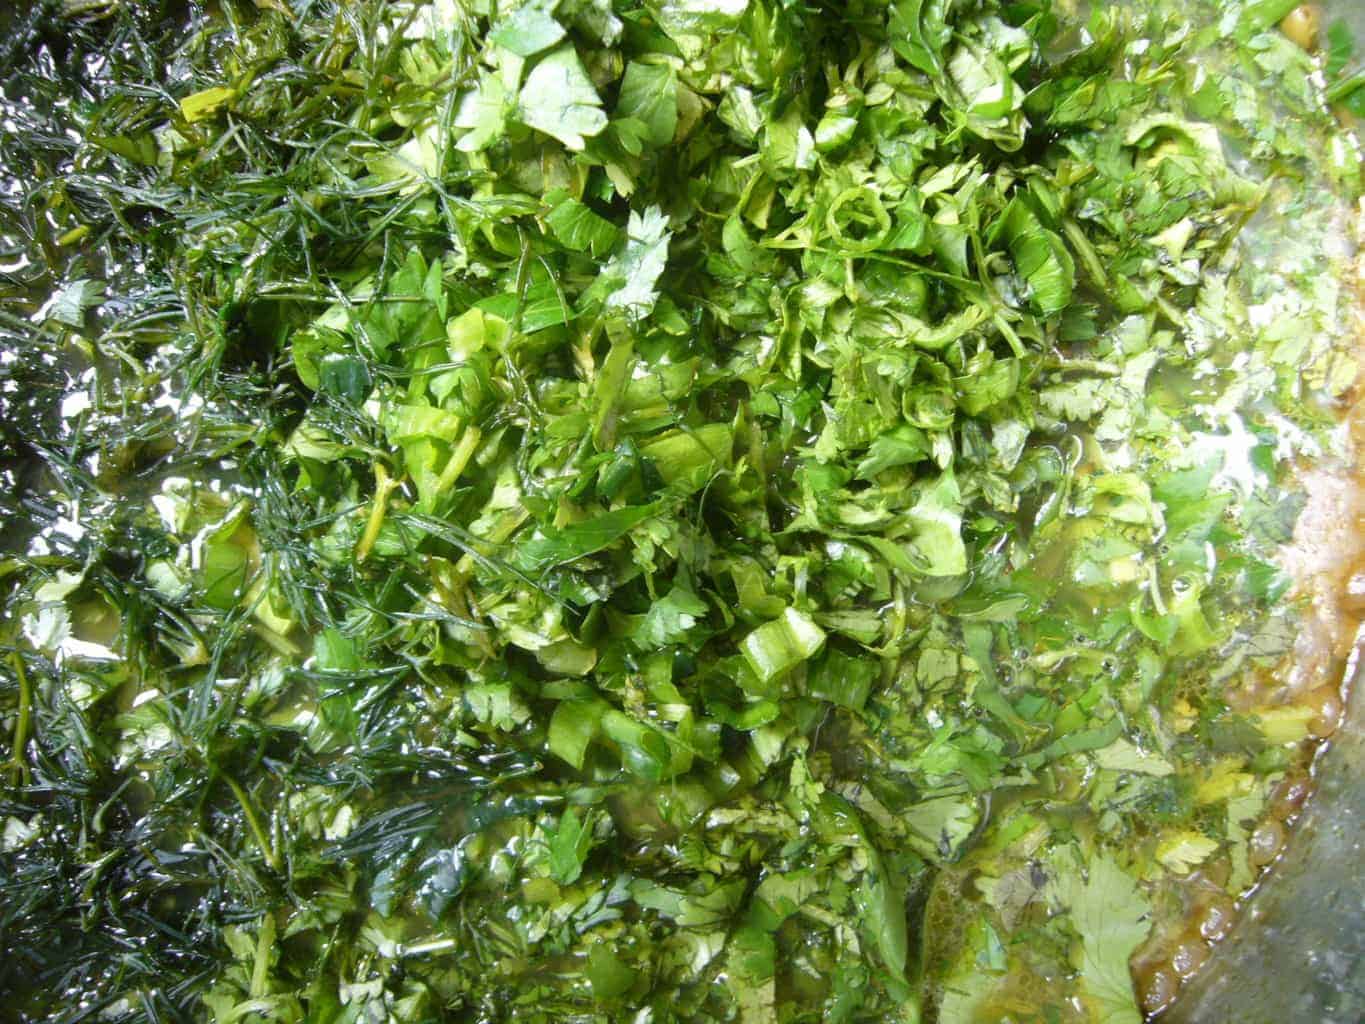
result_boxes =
[0,1,1358,1022]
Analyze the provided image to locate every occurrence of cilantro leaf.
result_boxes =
[632,584,708,648]
[517,45,608,150]
[489,0,566,57]
[615,60,679,147]
[1049,849,1153,1024]
[545,807,597,884]
[595,205,672,317]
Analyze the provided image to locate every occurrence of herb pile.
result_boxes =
[0,1,1360,1022]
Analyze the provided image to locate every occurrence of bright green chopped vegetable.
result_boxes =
[0,1,1360,1022]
